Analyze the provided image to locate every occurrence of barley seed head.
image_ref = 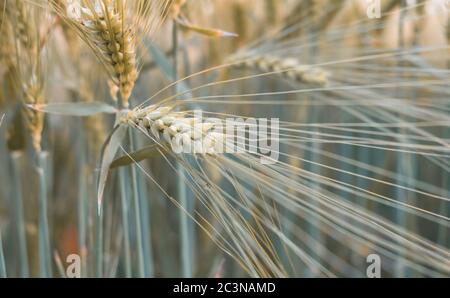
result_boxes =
[232,54,330,86]
[50,0,174,107]
[124,106,224,156]
[7,1,49,153]
[22,77,45,152]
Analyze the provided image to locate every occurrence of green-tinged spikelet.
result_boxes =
[0,2,12,65]
[12,0,37,53]
[8,1,47,152]
[22,78,45,152]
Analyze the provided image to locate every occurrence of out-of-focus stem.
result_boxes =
[11,152,29,277]
[95,205,103,277]
[119,167,132,277]
[173,21,193,278]
[136,144,154,277]
[37,151,52,277]
[129,131,146,277]
[0,229,6,278]
[76,125,88,278]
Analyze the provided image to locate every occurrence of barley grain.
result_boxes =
[123,106,223,155]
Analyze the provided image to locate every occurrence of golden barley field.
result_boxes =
[0,0,449,278]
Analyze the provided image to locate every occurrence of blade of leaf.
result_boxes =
[97,125,127,213]
[112,144,160,168]
[28,102,117,116]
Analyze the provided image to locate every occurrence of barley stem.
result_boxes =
[0,228,6,278]
[95,158,104,278]
[173,22,193,278]
[134,139,154,277]
[95,204,103,277]
[37,151,52,277]
[77,125,88,278]
[129,130,145,277]
[11,152,29,277]
[118,168,132,277]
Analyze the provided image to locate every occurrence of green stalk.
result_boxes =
[74,118,88,277]
[37,152,52,277]
[77,166,87,278]
[119,167,132,277]
[11,152,29,277]
[128,125,155,277]
[0,229,6,278]
[178,167,192,277]
[128,131,146,277]
[95,205,103,277]
[95,151,103,278]
[136,147,154,277]
[173,21,193,278]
